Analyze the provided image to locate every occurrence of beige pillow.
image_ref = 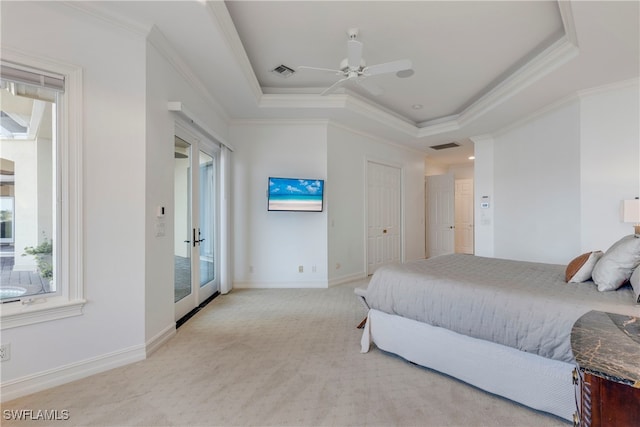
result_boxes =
[631,267,640,304]
[565,251,603,283]
[591,235,640,291]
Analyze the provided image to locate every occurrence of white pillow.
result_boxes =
[631,267,640,304]
[591,235,640,291]
[566,251,603,283]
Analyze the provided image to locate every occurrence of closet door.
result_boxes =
[367,161,401,275]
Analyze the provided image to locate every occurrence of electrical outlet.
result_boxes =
[298,265,304,273]
[0,343,11,362]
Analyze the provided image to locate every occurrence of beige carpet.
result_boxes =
[2,280,569,426]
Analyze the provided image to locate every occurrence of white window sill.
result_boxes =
[0,298,86,330]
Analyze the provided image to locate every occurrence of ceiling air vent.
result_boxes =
[429,142,460,150]
[270,64,296,78]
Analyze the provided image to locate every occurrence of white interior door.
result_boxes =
[367,161,401,275]
[455,178,474,254]
[427,173,454,257]
[174,130,220,322]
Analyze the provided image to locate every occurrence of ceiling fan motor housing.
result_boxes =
[340,57,366,73]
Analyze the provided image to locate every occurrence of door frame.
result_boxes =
[174,121,220,322]
[364,159,403,276]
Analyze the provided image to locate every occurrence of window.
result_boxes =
[0,53,84,329]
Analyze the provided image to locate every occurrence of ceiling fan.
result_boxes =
[298,28,413,96]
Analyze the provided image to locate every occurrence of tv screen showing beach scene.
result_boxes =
[268,177,324,212]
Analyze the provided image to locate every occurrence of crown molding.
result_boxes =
[492,92,579,138]
[327,120,428,156]
[344,95,418,136]
[168,101,233,151]
[230,118,330,127]
[58,2,231,125]
[258,92,418,138]
[251,33,579,142]
[258,93,349,110]
[205,1,263,102]
[417,118,461,138]
[558,0,579,47]
[458,36,579,128]
[64,0,586,145]
[220,0,582,143]
[576,77,640,98]
[60,1,150,38]
[491,77,640,139]
[148,26,230,124]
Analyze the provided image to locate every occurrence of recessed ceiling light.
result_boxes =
[468,156,475,160]
[396,69,414,78]
[412,104,423,110]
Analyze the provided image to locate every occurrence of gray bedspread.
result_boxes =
[365,254,640,363]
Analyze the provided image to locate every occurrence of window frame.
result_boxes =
[0,49,85,329]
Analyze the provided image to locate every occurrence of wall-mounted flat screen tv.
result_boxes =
[268,177,324,212]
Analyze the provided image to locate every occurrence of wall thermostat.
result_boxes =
[481,196,490,209]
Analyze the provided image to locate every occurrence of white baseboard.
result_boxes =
[328,272,368,287]
[145,323,176,356]
[233,280,328,289]
[0,344,146,403]
[233,274,368,289]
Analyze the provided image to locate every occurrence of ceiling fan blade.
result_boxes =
[320,77,351,96]
[364,59,413,76]
[355,77,384,96]
[298,65,343,74]
[347,39,363,70]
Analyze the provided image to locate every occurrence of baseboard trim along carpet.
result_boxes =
[0,344,146,403]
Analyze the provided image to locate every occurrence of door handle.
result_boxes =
[194,228,205,245]
[383,229,387,234]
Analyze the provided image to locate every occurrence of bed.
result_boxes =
[357,251,640,422]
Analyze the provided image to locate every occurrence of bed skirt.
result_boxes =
[360,309,575,422]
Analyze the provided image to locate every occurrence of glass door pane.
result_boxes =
[198,150,215,288]
[174,136,192,303]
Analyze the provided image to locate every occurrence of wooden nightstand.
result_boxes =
[571,311,640,427]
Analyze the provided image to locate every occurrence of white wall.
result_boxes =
[471,136,495,257]
[474,80,640,264]
[231,121,425,287]
[425,159,474,180]
[327,124,425,283]
[231,122,328,287]
[1,1,147,385]
[493,101,582,264]
[144,33,231,346]
[579,80,640,252]
[0,2,232,398]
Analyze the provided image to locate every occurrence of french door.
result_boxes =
[174,128,219,322]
